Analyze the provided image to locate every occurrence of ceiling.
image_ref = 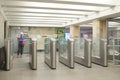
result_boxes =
[0,0,120,27]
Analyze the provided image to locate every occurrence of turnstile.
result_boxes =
[92,39,108,67]
[44,38,56,69]
[4,39,13,71]
[59,39,74,69]
[74,38,92,68]
[29,39,37,70]
[108,38,120,64]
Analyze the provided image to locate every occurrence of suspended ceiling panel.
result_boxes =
[0,0,120,27]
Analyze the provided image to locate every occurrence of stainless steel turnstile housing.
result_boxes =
[29,40,37,70]
[59,39,74,69]
[44,38,56,69]
[74,39,92,68]
[4,39,13,71]
[92,39,108,67]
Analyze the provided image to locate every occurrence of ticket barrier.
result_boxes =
[74,39,92,68]
[29,39,37,70]
[59,39,74,69]
[44,38,56,69]
[92,39,108,67]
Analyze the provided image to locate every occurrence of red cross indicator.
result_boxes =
[71,41,73,44]
[89,41,91,44]
[104,42,107,45]
[52,41,55,44]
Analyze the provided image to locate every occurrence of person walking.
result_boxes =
[17,32,25,58]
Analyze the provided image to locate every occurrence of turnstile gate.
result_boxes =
[3,38,37,71]
[59,39,74,69]
[44,38,56,69]
[74,38,92,68]
[92,39,108,67]
[29,39,37,70]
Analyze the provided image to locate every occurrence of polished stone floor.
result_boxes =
[0,52,120,80]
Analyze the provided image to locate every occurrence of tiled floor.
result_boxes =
[0,52,120,80]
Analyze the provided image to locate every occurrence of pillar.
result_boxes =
[93,20,107,39]
[92,19,107,57]
[70,25,80,38]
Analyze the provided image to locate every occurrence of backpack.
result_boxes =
[21,41,25,45]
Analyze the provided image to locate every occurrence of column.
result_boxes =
[93,20,107,39]
[92,19,107,57]
[70,25,80,38]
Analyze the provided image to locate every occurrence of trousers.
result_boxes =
[17,44,24,55]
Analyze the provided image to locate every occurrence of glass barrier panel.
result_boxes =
[107,38,120,64]
[108,38,120,56]
[74,38,85,58]
[114,39,120,53]
[24,38,31,54]
[59,39,68,59]
[108,46,114,56]
[44,38,51,59]
[92,38,100,58]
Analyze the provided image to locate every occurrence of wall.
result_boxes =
[29,27,56,50]
[0,12,4,48]
[10,27,56,50]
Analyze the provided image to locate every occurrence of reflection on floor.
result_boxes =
[0,52,120,80]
